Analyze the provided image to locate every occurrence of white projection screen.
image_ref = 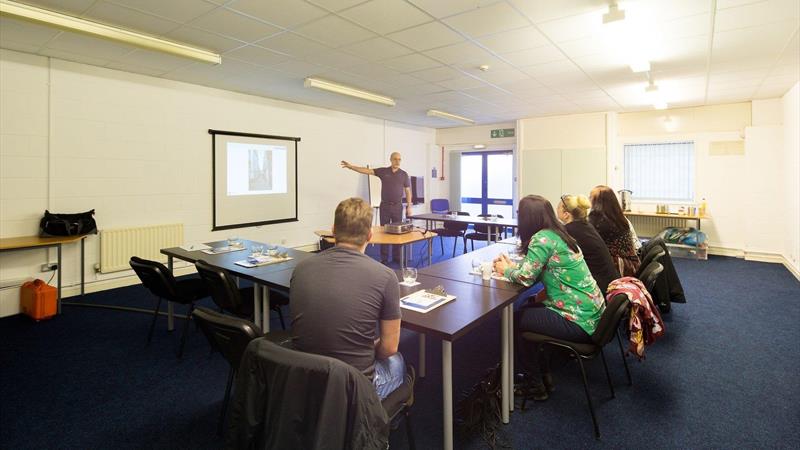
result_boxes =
[210,129,299,231]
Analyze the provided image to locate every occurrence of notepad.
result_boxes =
[180,243,211,252]
[201,246,246,255]
[400,290,455,313]
[234,256,293,268]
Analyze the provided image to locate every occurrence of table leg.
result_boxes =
[263,286,271,333]
[167,256,174,331]
[428,237,433,266]
[508,305,514,414]
[418,333,426,378]
[80,238,85,296]
[57,244,62,314]
[401,245,406,267]
[254,285,262,330]
[443,340,453,450]
[501,307,510,424]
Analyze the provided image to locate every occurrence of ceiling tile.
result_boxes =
[387,21,463,51]
[659,13,710,40]
[109,47,194,72]
[712,20,797,63]
[227,0,329,28]
[443,2,529,38]
[108,0,218,23]
[45,30,138,60]
[408,0,502,19]
[340,0,432,34]
[340,37,413,61]
[382,82,447,98]
[165,26,243,53]
[424,41,493,65]
[510,0,607,24]
[17,0,96,16]
[343,62,401,79]
[715,0,800,32]
[408,65,461,82]
[307,0,367,13]
[383,53,441,72]
[716,0,769,9]
[522,59,582,78]
[501,45,565,67]
[474,68,530,85]
[436,76,488,90]
[271,59,326,78]
[536,10,599,43]
[190,7,281,43]
[295,15,376,47]
[225,44,290,67]
[477,26,549,54]
[84,1,181,36]
[306,50,366,68]
[257,32,330,57]
[0,17,61,48]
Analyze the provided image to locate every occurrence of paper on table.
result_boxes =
[234,255,293,268]
[202,246,246,255]
[400,290,455,313]
[180,243,211,251]
[399,280,421,287]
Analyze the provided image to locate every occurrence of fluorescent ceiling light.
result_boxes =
[303,77,395,106]
[426,109,475,125]
[0,0,221,64]
[472,144,486,149]
[629,60,650,73]
[602,3,625,24]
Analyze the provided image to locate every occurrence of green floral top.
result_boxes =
[504,229,606,335]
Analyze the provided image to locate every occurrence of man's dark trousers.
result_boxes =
[379,201,402,263]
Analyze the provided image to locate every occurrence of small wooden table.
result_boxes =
[0,234,87,313]
[624,211,709,230]
[315,226,437,266]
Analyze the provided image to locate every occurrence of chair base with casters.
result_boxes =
[519,294,631,439]
[129,256,209,358]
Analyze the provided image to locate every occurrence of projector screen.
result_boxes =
[210,129,299,231]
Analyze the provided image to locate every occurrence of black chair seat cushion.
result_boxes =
[433,228,466,237]
[174,277,209,303]
[520,331,600,357]
[464,232,490,241]
[381,364,415,421]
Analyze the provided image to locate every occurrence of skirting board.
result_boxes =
[708,246,800,281]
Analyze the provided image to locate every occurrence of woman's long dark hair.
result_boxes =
[588,185,629,232]
[517,195,579,255]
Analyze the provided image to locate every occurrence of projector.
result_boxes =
[384,221,414,234]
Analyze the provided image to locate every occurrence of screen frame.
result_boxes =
[209,129,300,231]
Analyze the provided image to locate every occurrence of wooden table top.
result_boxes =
[315,226,437,245]
[0,234,87,250]
[624,211,710,220]
[410,213,518,228]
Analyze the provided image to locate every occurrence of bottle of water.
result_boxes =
[699,198,707,217]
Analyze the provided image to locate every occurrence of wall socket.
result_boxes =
[40,263,58,272]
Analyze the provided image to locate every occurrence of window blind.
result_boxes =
[624,141,694,202]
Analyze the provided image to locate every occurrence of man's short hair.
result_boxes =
[334,197,373,246]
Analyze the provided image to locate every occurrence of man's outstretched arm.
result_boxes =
[341,160,375,175]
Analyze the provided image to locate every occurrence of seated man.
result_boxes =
[290,197,405,399]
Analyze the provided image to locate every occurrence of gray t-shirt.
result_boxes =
[290,246,401,378]
[374,167,410,204]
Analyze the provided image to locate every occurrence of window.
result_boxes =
[624,141,694,202]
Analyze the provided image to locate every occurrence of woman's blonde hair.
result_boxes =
[561,194,591,220]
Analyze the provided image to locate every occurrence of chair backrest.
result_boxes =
[591,293,631,346]
[195,260,246,313]
[641,237,665,257]
[638,261,664,294]
[430,198,450,213]
[130,256,179,300]
[474,214,503,234]
[192,307,261,369]
[443,211,470,231]
[636,246,665,279]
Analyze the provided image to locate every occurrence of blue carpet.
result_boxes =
[2,237,799,449]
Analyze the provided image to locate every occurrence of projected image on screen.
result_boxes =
[211,129,299,231]
[226,143,287,196]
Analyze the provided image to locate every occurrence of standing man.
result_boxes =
[341,152,412,264]
[290,197,407,400]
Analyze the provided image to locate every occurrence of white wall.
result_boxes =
[782,82,800,276]
[0,49,434,317]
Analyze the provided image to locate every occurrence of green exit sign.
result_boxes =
[491,128,515,138]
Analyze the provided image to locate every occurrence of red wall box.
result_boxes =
[20,279,57,321]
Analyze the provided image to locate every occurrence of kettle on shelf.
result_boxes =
[618,189,633,212]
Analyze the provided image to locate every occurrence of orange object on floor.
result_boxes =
[20,279,57,321]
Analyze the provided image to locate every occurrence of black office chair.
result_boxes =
[432,211,469,257]
[129,256,209,358]
[520,293,631,438]
[192,307,263,435]
[465,214,505,251]
[638,261,664,294]
[639,237,665,260]
[226,338,416,449]
[195,260,288,330]
[636,246,665,280]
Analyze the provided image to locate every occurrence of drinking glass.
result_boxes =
[227,236,239,247]
[402,267,418,284]
[471,258,482,273]
[251,245,263,257]
[267,245,279,256]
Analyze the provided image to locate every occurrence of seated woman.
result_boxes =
[557,194,620,294]
[588,185,641,277]
[494,195,605,401]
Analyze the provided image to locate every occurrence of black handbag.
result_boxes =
[39,210,97,237]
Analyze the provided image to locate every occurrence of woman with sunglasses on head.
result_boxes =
[588,185,641,277]
[494,195,605,401]
[557,194,620,295]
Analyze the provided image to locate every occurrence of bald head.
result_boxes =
[390,152,402,169]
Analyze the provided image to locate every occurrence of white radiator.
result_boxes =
[99,224,184,273]
[628,216,688,238]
